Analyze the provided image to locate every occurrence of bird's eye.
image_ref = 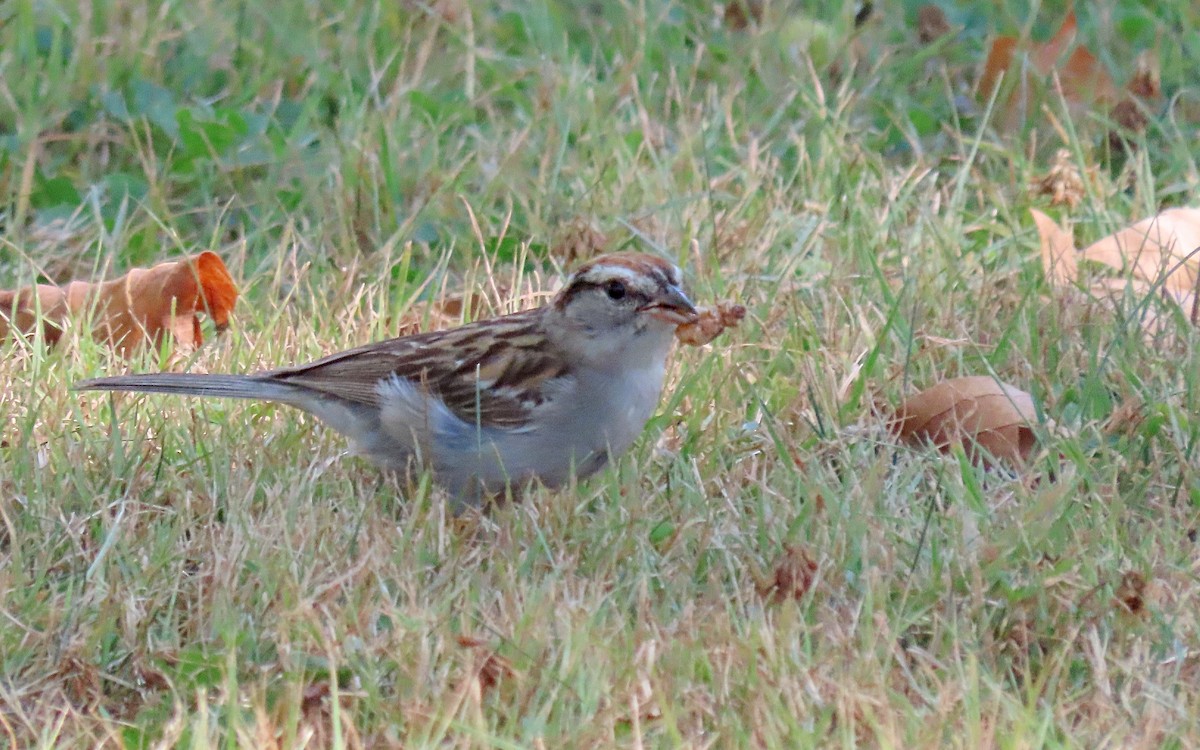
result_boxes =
[605,280,627,300]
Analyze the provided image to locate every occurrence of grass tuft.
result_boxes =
[3,0,1200,746]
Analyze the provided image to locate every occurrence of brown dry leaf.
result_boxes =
[916,4,952,44]
[300,682,332,714]
[977,11,1118,130]
[893,376,1038,464]
[1108,99,1148,147]
[1128,51,1161,100]
[475,651,514,694]
[1032,149,1086,209]
[0,251,238,354]
[1109,52,1162,151]
[1113,571,1147,617]
[760,544,819,604]
[723,0,763,30]
[675,301,746,346]
[455,635,515,695]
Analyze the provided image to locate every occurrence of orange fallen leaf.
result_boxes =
[0,251,238,353]
[894,376,1038,464]
[978,11,1118,131]
[675,301,746,346]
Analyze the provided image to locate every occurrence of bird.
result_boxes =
[76,252,698,505]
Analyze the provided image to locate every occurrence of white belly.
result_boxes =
[367,361,667,502]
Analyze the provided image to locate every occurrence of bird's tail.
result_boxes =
[74,373,299,403]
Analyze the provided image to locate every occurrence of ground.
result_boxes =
[1,1,1199,747]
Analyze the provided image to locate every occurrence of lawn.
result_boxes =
[2,0,1199,747]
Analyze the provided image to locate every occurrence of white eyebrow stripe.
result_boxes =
[579,264,647,286]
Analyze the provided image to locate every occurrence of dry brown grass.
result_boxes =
[3,0,1200,747]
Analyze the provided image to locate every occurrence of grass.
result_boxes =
[2,0,1200,746]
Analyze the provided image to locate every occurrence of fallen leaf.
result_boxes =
[675,301,746,346]
[475,651,514,694]
[1031,208,1079,285]
[1109,53,1162,152]
[759,544,819,603]
[978,35,1018,105]
[1127,51,1161,100]
[0,252,238,353]
[1033,207,1200,319]
[455,635,515,695]
[300,682,331,713]
[1108,99,1148,150]
[723,0,763,30]
[1084,209,1200,297]
[977,11,1118,131]
[1113,571,1147,617]
[893,376,1038,464]
[916,4,951,44]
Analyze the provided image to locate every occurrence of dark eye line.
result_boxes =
[563,278,650,305]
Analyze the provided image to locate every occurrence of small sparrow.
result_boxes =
[76,252,698,504]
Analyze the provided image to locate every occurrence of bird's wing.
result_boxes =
[263,309,569,431]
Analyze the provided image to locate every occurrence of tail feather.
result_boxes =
[74,373,298,403]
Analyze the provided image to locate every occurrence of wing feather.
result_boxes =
[263,309,569,430]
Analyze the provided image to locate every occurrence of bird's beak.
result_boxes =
[640,286,698,326]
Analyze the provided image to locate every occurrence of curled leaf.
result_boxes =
[675,301,746,346]
[894,376,1038,464]
[0,252,238,353]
